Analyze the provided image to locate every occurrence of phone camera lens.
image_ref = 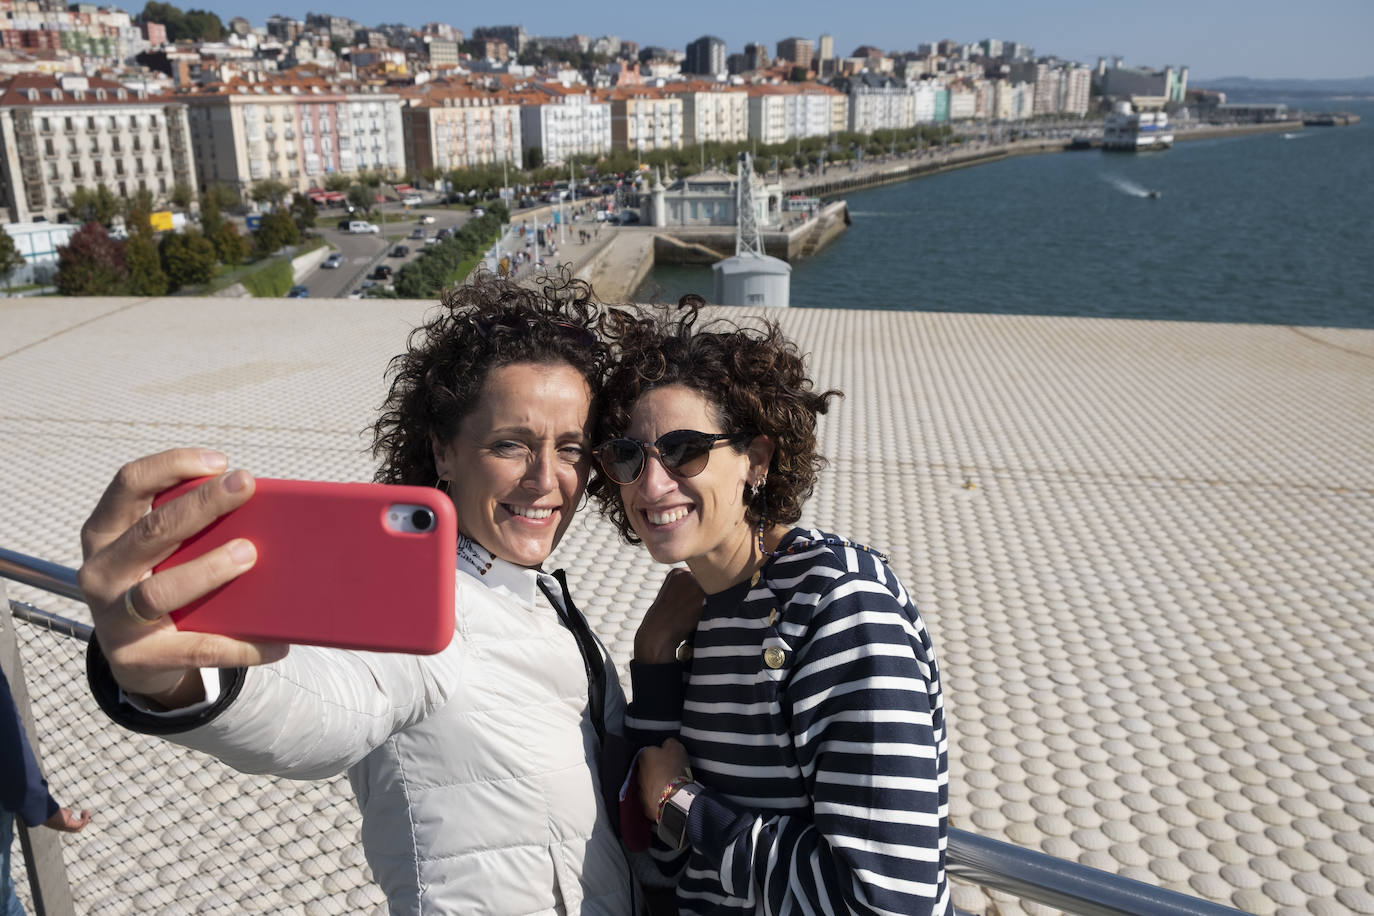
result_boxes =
[411,509,434,531]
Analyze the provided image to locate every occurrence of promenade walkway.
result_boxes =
[2,296,1371,915]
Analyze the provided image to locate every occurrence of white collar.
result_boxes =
[456,534,564,612]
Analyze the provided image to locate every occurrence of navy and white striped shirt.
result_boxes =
[627,527,951,916]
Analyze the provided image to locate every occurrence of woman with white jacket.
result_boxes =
[77,276,636,915]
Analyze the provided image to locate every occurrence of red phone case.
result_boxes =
[153,478,457,654]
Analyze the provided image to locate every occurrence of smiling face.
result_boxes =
[618,384,773,591]
[433,361,593,568]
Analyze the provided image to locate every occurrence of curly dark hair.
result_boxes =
[370,271,612,489]
[591,296,841,544]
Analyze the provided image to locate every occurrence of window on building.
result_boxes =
[87,116,96,129]
[152,135,161,150]
[158,177,166,193]
[115,160,124,176]
[44,139,54,156]
[67,139,77,155]
[112,137,121,152]
[109,116,117,129]
[40,117,50,132]
[47,162,57,179]
[119,181,127,196]
[150,115,158,129]
[155,157,164,172]
[133,136,141,152]
[73,162,82,179]
[136,158,145,175]
[94,161,103,178]
[64,117,73,131]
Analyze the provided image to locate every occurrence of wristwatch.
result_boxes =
[656,780,703,850]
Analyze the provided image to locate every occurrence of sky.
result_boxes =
[204,0,1372,81]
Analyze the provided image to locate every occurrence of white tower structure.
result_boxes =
[712,152,791,307]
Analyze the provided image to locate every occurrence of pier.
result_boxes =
[3,296,1371,915]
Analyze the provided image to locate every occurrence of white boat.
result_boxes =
[1102,102,1174,152]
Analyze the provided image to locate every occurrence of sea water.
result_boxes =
[635,98,1374,329]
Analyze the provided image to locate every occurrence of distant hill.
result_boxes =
[1193,75,1374,99]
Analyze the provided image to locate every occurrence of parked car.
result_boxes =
[409,227,426,239]
[436,227,453,239]
[322,252,344,268]
[336,219,352,231]
[390,245,409,257]
[425,235,441,245]
[401,195,422,206]
[470,206,486,218]
[370,265,392,280]
[348,220,380,234]
[286,285,310,298]
[417,214,436,224]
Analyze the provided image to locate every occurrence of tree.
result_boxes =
[124,232,168,295]
[68,184,120,225]
[253,209,299,254]
[346,184,374,216]
[159,229,217,290]
[55,222,127,295]
[250,179,290,207]
[0,226,23,289]
[125,187,156,231]
[323,174,351,192]
[288,195,317,235]
[170,181,194,209]
[202,182,239,213]
[422,165,444,189]
[212,220,248,266]
[524,147,544,170]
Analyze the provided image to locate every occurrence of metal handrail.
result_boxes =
[948,830,1247,916]
[0,546,82,602]
[0,545,1249,916]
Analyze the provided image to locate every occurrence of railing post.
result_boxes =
[1,581,77,916]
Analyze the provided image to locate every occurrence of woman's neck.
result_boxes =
[687,523,792,594]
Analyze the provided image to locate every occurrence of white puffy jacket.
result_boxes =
[90,550,634,916]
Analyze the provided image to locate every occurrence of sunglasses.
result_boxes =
[471,314,597,348]
[595,429,753,485]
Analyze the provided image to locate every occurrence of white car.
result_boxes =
[417,215,436,224]
[471,206,485,217]
[401,195,422,206]
[348,221,380,234]
[322,252,344,268]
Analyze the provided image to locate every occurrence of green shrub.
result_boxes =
[240,258,294,298]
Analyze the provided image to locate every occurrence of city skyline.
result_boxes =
[189,0,1371,81]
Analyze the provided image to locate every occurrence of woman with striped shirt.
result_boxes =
[592,302,951,916]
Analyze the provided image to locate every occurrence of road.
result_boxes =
[294,203,482,299]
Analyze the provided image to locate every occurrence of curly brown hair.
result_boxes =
[370,271,612,489]
[591,296,841,544]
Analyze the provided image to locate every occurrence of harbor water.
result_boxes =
[635,99,1374,329]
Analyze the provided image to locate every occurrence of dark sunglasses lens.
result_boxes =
[598,439,645,483]
[658,431,715,477]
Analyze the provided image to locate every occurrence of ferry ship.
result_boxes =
[1102,101,1173,151]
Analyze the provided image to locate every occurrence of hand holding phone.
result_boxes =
[153,478,456,654]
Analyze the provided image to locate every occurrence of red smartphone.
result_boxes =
[153,477,457,654]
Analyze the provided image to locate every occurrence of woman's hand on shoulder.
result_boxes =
[77,448,288,707]
[633,567,704,664]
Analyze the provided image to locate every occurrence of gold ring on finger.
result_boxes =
[123,586,156,625]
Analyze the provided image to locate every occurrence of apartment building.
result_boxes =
[400,84,521,172]
[517,84,610,165]
[669,81,748,145]
[183,74,404,194]
[0,73,196,222]
[746,82,846,144]
[842,73,915,133]
[605,86,682,153]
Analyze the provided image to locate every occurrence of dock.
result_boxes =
[2,297,1372,915]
